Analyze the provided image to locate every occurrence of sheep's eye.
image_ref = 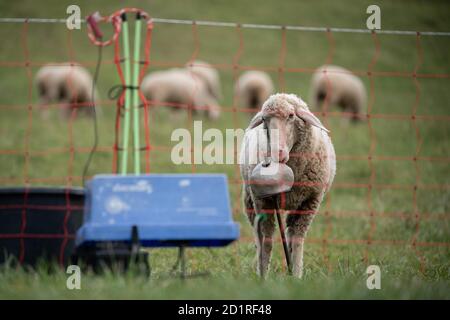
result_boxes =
[288,113,294,120]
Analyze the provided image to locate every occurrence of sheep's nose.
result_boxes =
[278,150,289,164]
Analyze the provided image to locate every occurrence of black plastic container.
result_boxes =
[0,187,85,267]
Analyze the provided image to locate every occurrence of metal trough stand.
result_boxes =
[74,174,240,277]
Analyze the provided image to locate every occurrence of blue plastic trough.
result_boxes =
[75,174,240,275]
[76,174,240,248]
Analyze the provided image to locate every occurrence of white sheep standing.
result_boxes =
[35,64,98,119]
[240,93,336,278]
[235,71,274,110]
[185,60,222,101]
[309,64,366,122]
[141,68,220,120]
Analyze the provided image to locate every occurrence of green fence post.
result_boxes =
[120,13,132,175]
[132,12,143,175]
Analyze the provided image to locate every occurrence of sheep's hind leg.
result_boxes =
[286,198,318,278]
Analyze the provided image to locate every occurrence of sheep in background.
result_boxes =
[309,65,366,123]
[240,93,336,278]
[35,64,98,119]
[141,68,220,120]
[235,71,274,110]
[185,60,222,101]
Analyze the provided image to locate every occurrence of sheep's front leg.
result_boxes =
[285,198,318,278]
[252,200,275,278]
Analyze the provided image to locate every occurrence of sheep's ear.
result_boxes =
[296,108,330,133]
[247,111,264,130]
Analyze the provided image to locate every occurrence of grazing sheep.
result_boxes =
[185,60,222,101]
[235,71,274,110]
[240,93,336,278]
[309,65,366,122]
[35,64,98,119]
[141,68,220,120]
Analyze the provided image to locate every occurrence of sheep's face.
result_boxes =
[36,75,57,105]
[247,93,330,165]
[37,81,49,104]
[263,111,296,164]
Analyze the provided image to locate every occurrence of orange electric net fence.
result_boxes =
[0,16,449,272]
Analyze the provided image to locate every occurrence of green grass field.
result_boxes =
[0,0,449,299]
